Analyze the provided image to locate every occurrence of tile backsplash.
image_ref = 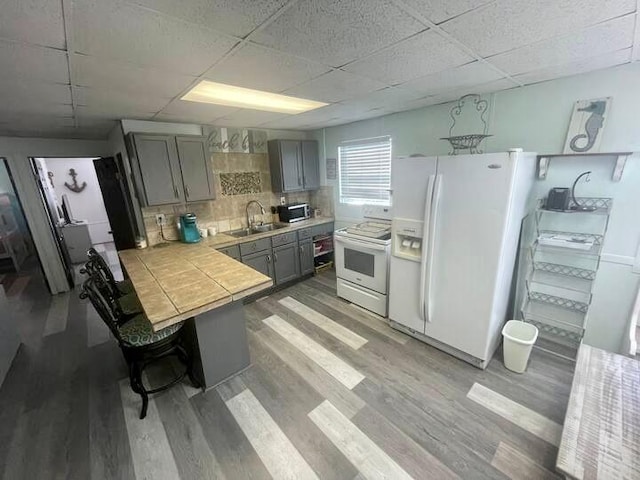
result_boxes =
[142,152,333,245]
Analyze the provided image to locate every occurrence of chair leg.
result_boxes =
[131,360,149,419]
[177,344,200,389]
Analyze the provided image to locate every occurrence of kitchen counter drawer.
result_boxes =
[271,231,297,248]
[312,222,334,238]
[297,227,313,240]
[218,245,240,259]
[240,237,271,256]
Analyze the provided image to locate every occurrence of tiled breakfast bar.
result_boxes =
[119,243,273,389]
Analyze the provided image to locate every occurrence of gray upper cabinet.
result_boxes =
[132,134,184,206]
[268,139,319,193]
[273,242,300,285]
[176,136,215,202]
[301,140,320,190]
[130,133,214,207]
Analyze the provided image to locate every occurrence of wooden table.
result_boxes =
[119,243,272,389]
[557,344,640,479]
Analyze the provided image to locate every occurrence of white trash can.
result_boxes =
[502,320,538,373]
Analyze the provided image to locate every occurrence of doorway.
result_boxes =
[0,158,44,296]
[31,156,139,286]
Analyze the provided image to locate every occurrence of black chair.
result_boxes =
[79,274,200,418]
[82,253,142,322]
[87,247,134,295]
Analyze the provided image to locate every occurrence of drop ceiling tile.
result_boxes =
[0,81,72,115]
[75,87,169,118]
[514,48,632,85]
[283,70,386,103]
[206,43,331,93]
[399,0,494,24]
[74,54,197,98]
[0,41,69,84]
[76,105,156,121]
[0,0,65,48]
[487,15,635,76]
[340,87,426,111]
[400,61,503,95]
[251,0,425,67]
[441,0,636,57]
[426,78,519,105]
[156,100,240,123]
[127,0,287,38]
[73,0,239,75]
[214,109,288,128]
[343,30,473,85]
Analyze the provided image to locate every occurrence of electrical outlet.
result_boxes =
[155,213,166,226]
[280,196,286,205]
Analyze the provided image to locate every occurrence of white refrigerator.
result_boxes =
[389,151,536,368]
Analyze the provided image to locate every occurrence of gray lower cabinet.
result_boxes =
[241,250,273,279]
[273,241,300,285]
[129,133,214,206]
[299,239,314,276]
[218,245,240,260]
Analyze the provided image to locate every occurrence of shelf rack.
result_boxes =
[519,197,612,355]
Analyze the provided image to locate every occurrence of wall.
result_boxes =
[0,137,109,293]
[142,151,316,245]
[41,157,113,244]
[0,287,20,388]
[0,160,12,193]
[315,62,640,354]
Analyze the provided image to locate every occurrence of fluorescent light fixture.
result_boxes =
[181,80,328,114]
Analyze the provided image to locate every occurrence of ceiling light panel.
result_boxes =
[182,80,328,114]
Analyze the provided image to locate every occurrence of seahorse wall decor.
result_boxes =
[64,168,87,193]
[563,97,611,154]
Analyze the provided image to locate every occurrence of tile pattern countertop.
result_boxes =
[119,245,272,332]
[119,217,334,331]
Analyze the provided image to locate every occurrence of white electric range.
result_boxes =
[334,206,392,316]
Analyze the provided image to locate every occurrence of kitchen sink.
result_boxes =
[226,223,287,238]
[251,223,287,233]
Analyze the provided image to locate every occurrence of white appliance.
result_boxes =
[389,151,536,368]
[335,206,392,316]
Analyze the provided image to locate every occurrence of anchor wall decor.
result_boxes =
[64,168,87,193]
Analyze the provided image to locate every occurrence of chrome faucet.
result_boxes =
[246,200,266,228]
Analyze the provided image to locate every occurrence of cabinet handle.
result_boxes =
[300,245,303,253]
[173,186,179,198]
[184,185,190,199]
[274,253,278,262]
[266,255,271,263]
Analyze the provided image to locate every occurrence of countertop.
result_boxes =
[199,217,335,250]
[556,344,640,479]
[119,244,273,331]
[119,217,334,331]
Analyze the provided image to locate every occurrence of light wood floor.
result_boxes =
[0,267,574,479]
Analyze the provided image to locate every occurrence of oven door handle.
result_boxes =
[334,236,387,252]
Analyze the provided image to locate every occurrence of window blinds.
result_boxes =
[338,136,392,206]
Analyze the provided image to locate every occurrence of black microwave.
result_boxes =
[277,203,310,223]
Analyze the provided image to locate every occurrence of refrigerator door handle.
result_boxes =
[424,174,442,323]
[419,174,436,322]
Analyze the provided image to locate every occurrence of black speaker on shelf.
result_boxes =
[545,188,571,211]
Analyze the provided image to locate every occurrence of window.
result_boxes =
[338,136,392,206]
